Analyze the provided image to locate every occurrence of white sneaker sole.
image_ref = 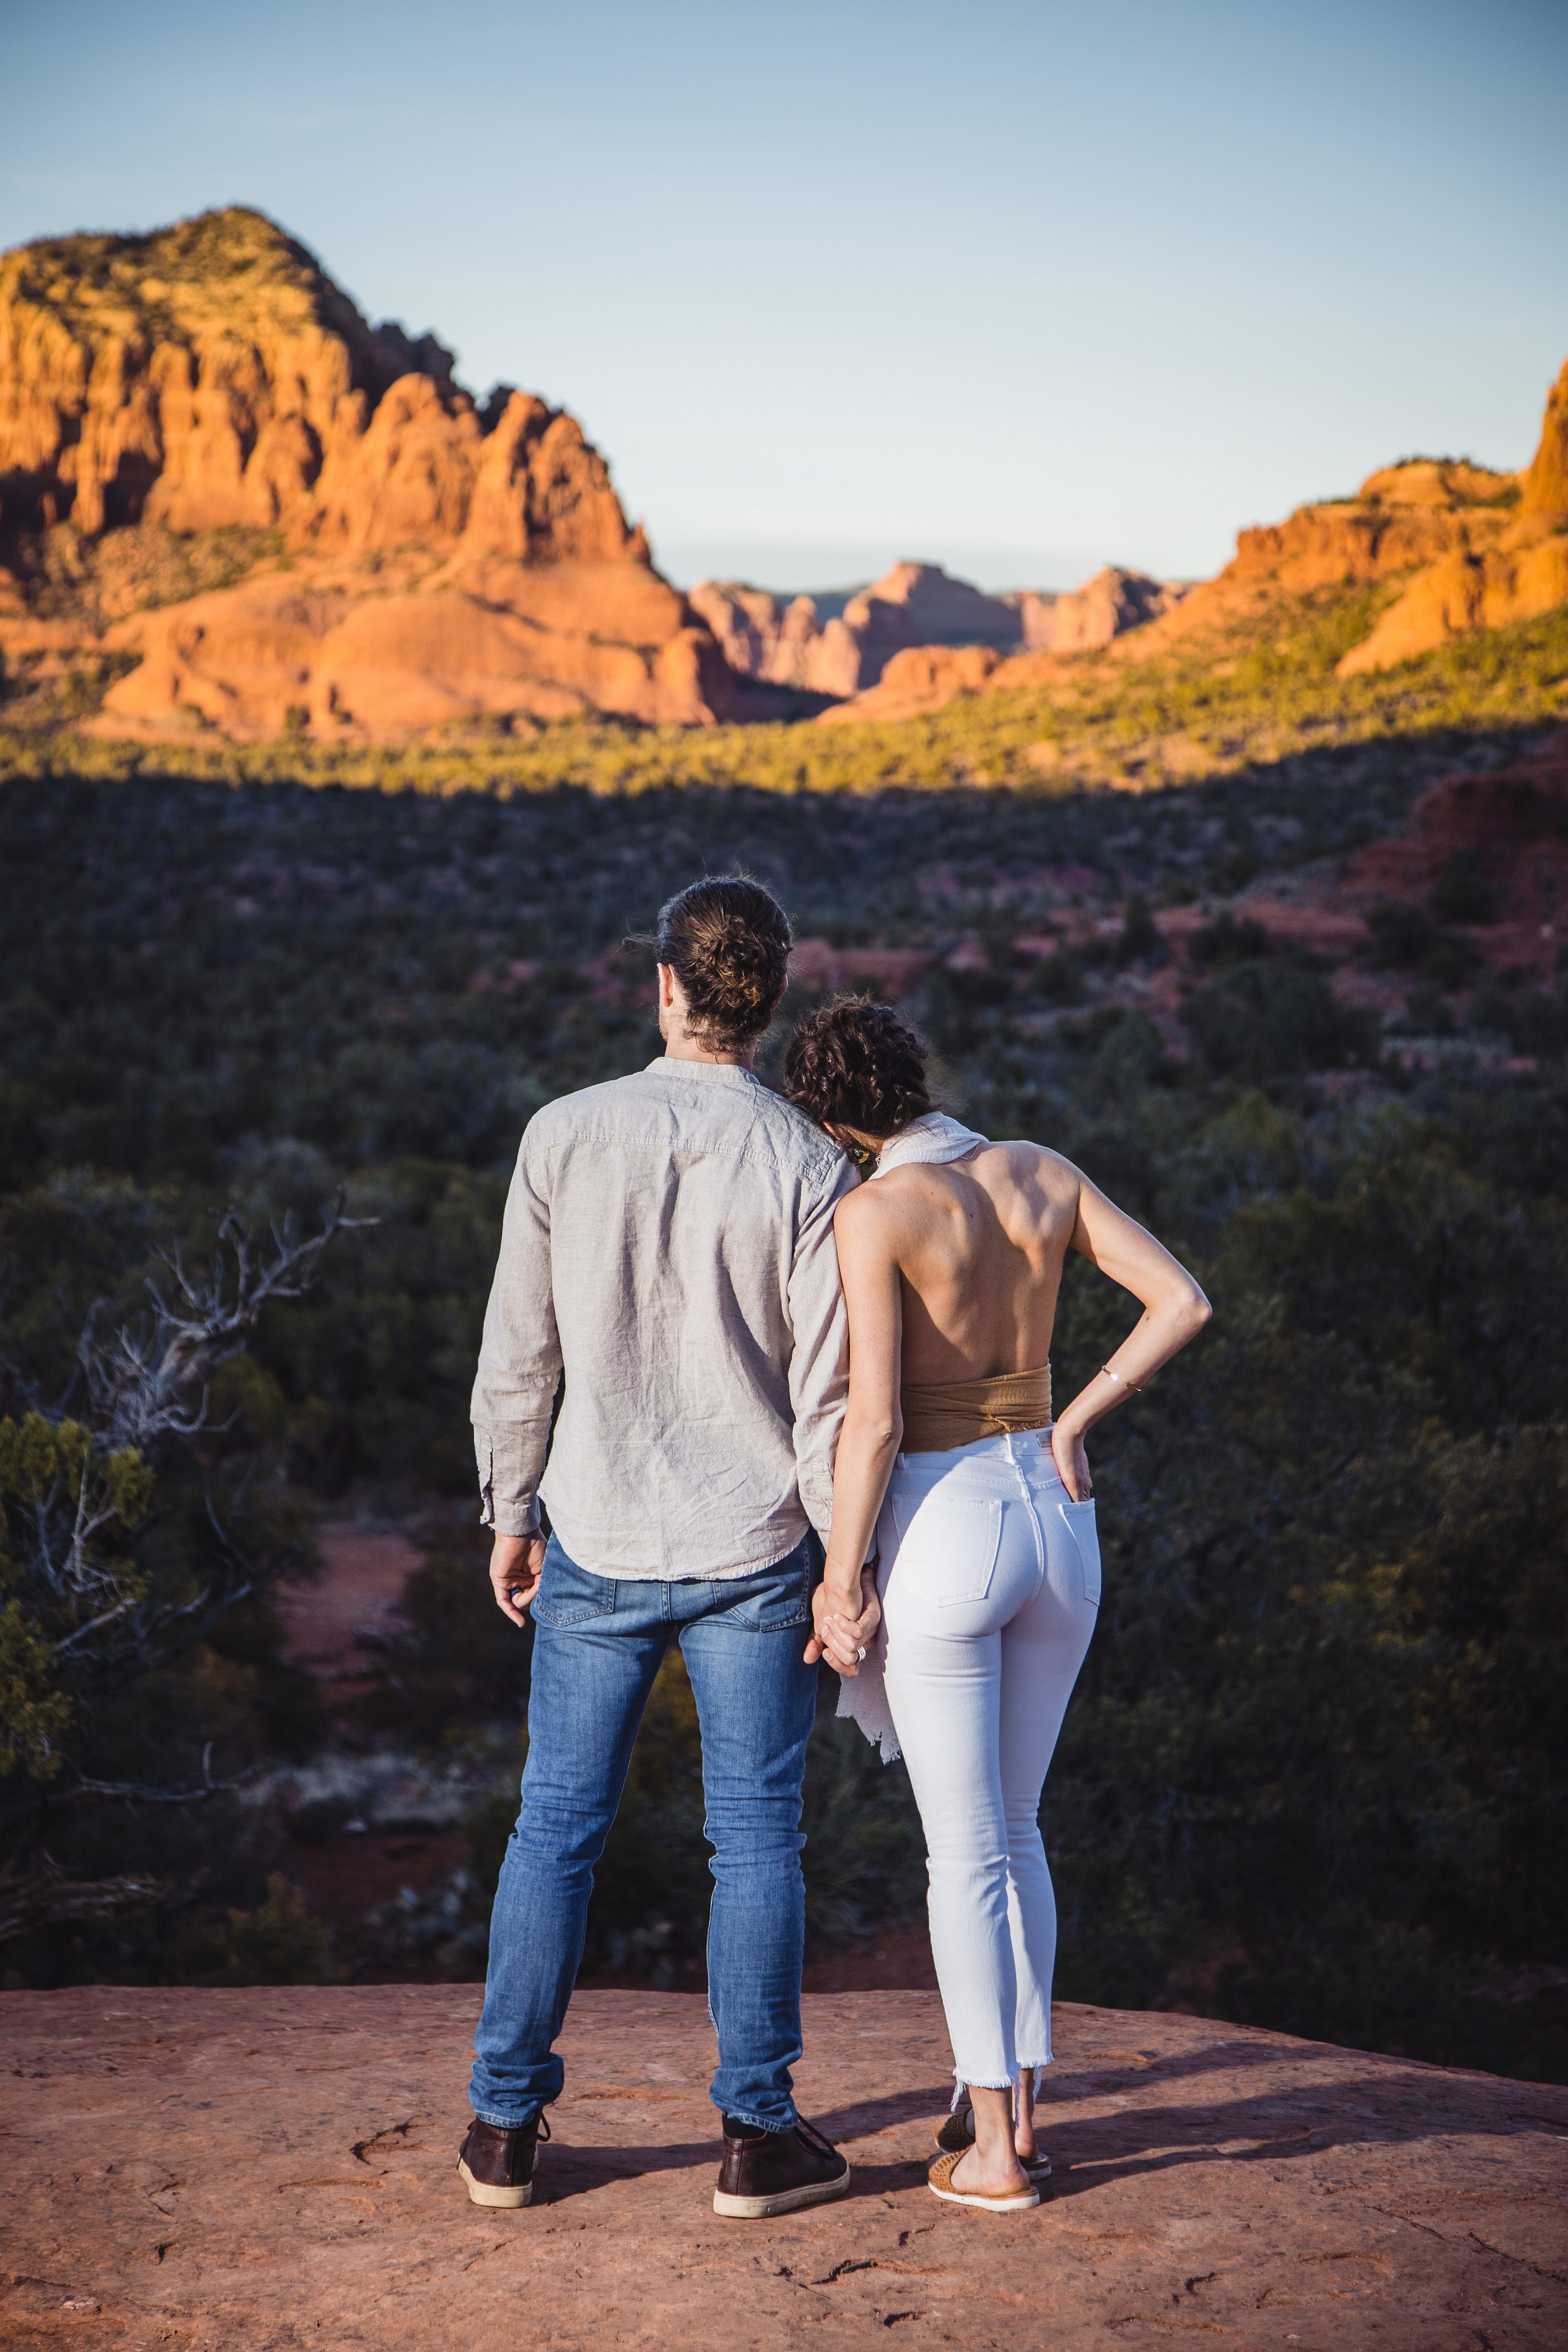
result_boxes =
[713,2164,852,2220]
[458,2157,533,2208]
[928,2180,1040,2212]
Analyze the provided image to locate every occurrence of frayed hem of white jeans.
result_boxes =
[950,2060,1053,2115]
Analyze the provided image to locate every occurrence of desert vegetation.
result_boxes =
[2,670,1565,2084]
[5,573,1567,797]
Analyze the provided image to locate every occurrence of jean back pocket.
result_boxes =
[713,1539,815,1630]
[532,1538,617,1627]
[1057,1500,1102,1605]
[892,1494,1005,1606]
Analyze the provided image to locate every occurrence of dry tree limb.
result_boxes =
[80,1190,376,1453]
[0,1856,166,1945]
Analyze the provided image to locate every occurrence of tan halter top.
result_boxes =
[898,1365,1052,1455]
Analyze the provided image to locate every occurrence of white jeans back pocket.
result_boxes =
[1058,1500,1102,1605]
[892,1494,1005,1606]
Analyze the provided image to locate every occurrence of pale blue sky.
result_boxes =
[3,0,1564,592]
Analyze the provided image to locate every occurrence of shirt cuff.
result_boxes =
[486,1501,541,1539]
[475,1426,541,1539]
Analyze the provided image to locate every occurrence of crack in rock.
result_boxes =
[350,2120,414,2167]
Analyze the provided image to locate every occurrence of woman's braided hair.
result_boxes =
[782,996,933,1138]
[655,877,793,1050]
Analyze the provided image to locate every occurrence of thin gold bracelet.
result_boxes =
[1100,1362,1145,1392]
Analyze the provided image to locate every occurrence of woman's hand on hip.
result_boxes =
[1050,1421,1093,1503]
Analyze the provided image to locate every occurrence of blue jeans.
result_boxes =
[469,1529,821,2134]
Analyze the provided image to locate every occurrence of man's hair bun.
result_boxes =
[656,877,792,1048]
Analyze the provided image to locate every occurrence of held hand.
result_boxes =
[490,1531,546,1627]
[804,1567,881,1675]
[1050,1421,1093,1503]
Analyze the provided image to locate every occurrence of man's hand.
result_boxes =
[804,1567,881,1675]
[490,1531,547,1627]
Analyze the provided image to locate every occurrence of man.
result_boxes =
[459,876,857,2219]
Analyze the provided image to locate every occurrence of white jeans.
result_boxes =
[876,1428,1100,2093]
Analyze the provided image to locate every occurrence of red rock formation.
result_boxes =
[1344,742,1568,950]
[1518,356,1568,536]
[840,562,1020,678]
[1,207,728,733]
[687,581,859,696]
[1337,536,1568,677]
[100,562,734,734]
[815,642,1005,724]
[1339,361,1568,674]
[693,562,1023,701]
[1019,567,1188,652]
[0,209,467,540]
[782,375,1567,725]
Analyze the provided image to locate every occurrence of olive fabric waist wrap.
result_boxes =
[897,1366,1053,1455]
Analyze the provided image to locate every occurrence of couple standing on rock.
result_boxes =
[459,877,1209,2218]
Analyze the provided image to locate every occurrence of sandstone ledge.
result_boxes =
[3,1986,1564,2349]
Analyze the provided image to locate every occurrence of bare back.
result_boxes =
[832,1135,1200,1407]
[871,1142,1079,1382]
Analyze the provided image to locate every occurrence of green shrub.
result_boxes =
[1181,963,1380,1080]
[1428,857,1497,926]
[184,1874,332,1985]
[1187,909,1270,967]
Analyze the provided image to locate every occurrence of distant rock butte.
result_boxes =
[815,641,1007,724]
[1018,566,1190,653]
[691,562,1189,719]
[0,207,736,731]
[690,562,1028,699]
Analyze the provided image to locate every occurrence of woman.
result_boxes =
[786,998,1210,2213]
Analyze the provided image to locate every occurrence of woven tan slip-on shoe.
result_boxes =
[713,2117,851,2219]
[935,2104,1052,2183]
[457,2113,550,2208]
[927,2147,1039,2211]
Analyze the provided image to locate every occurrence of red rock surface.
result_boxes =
[4,1986,1564,2349]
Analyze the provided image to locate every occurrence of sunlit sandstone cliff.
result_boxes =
[816,361,1568,724]
[0,207,735,731]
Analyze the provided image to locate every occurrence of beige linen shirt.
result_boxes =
[471,1057,854,1578]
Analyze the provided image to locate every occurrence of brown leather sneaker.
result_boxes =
[456,2113,550,2209]
[712,2116,851,2219]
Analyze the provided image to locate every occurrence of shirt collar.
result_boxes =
[645,1056,762,1087]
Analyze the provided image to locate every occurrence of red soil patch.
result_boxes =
[279,1519,422,1699]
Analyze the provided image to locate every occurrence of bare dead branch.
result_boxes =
[79,1191,376,1454]
[0,1857,166,1946]
[67,1739,261,1807]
